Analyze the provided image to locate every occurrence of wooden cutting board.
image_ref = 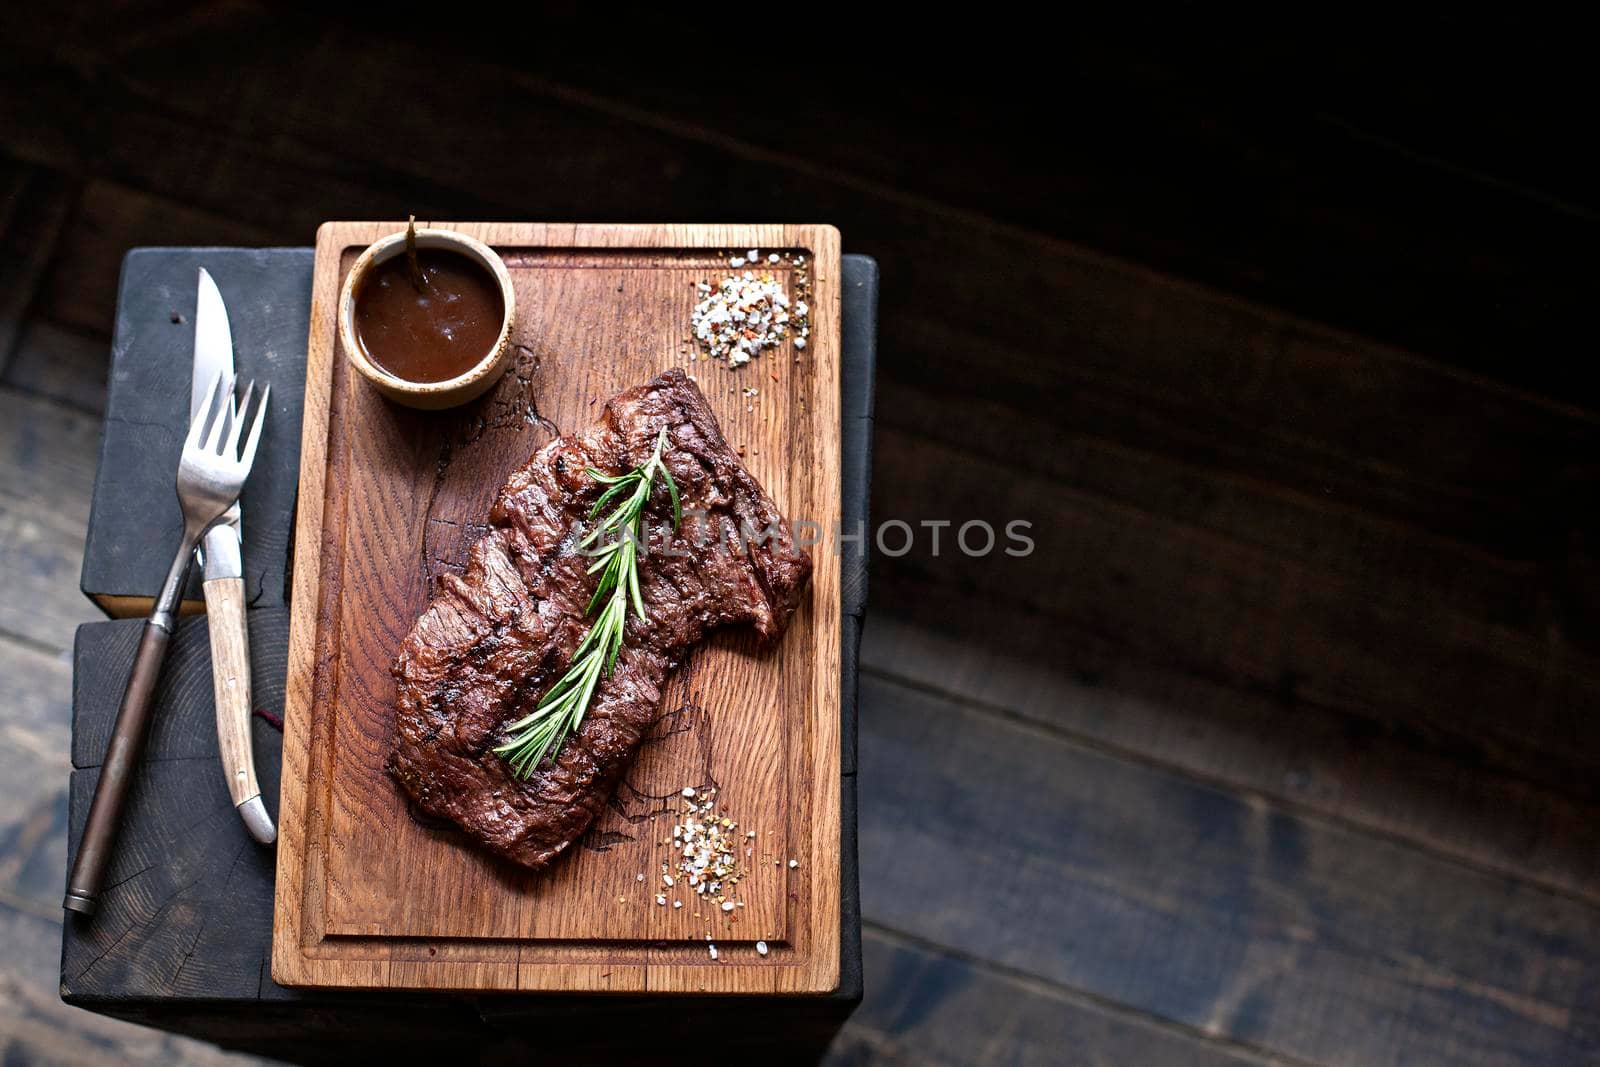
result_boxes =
[272,223,841,993]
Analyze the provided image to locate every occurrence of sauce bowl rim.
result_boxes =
[337,227,517,405]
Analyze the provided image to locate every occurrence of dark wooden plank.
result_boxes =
[0,160,74,367]
[5,318,108,414]
[858,367,1600,901]
[90,87,501,238]
[65,613,285,999]
[65,757,281,1000]
[856,671,1600,1067]
[864,607,1600,911]
[828,927,1281,1067]
[873,369,1543,644]
[866,422,1600,804]
[876,314,1600,588]
[0,903,267,1066]
[0,637,71,917]
[40,180,275,338]
[0,385,101,651]
[71,612,289,773]
[514,46,1598,403]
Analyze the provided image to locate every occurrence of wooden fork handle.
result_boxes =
[203,576,276,845]
[64,621,171,915]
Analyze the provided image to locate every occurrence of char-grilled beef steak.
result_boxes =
[390,369,812,871]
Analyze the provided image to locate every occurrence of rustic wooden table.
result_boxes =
[59,251,877,1064]
[7,15,1600,1064]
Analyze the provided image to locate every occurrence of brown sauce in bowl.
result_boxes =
[354,250,505,383]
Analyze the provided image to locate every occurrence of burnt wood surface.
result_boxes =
[80,249,311,616]
[4,6,1600,1066]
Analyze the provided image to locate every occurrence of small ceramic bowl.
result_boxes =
[338,227,516,410]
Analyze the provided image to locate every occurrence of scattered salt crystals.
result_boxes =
[747,249,758,260]
[682,787,696,798]
[756,941,769,956]
[788,859,799,868]
[673,900,683,909]
[709,943,719,961]
[656,894,667,906]
[793,338,806,350]
[661,786,751,922]
[636,873,645,882]
[690,255,811,368]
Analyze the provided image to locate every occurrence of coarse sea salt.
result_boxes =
[690,257,810,369]
[660,785,753,925]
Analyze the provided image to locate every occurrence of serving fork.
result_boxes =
[64,371,269,917]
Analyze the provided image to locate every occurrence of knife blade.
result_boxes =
[192,268,275,845]
[193,268,243,566]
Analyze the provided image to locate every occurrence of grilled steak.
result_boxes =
[390,369,812,870]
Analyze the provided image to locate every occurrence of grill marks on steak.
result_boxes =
[389,369,812,871]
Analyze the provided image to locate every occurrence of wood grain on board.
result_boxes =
[273,222,842,993]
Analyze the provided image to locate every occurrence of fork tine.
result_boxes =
[237,384,270,474]
[225,380,257,458]
[188,369,225,450]
[202,373,237,454]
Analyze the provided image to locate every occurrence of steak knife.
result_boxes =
[193,268,276,845]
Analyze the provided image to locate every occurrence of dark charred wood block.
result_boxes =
[79,248,312,617]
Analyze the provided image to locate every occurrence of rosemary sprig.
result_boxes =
[495,427,680,777]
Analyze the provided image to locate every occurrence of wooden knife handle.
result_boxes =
[64,621,171,915]
[204,576,275,844]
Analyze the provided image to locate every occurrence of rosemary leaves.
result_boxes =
[495,428,680,777]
